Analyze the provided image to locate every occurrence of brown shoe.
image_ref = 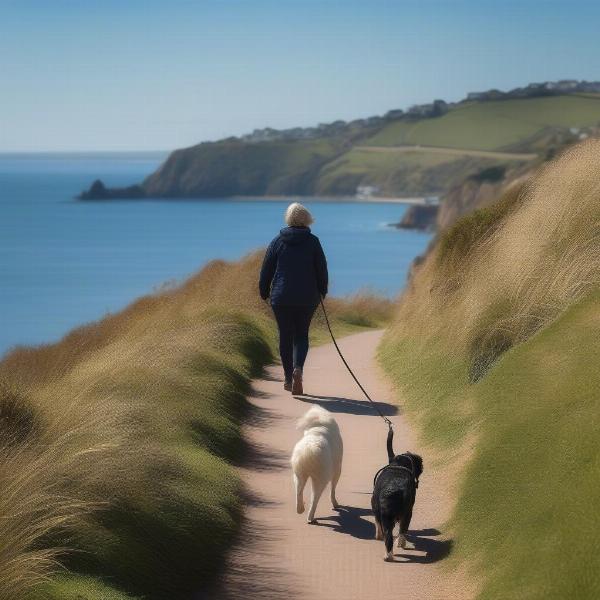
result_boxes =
[284,380,292,392]
[291,368,303,395]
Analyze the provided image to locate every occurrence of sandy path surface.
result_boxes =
[214,330,465,600]
[356,144,537,161]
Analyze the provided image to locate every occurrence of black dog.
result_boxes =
[371,427,423,561]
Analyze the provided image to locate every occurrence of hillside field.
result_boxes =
[367,94,600,150]
[379,140,600,598]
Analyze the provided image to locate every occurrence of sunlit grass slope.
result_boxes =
[0,252,391,600]
[379,139,600,598]
[316,147,464,196]
[368,95,600,150]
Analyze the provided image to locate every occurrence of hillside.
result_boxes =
[367,94,600,150]
[143,137,349,197]
[379,140,600,598]
[79,84,600,201]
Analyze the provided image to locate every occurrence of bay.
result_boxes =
[0,154,431,355]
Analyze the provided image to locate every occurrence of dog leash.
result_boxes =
[319,298,393,430]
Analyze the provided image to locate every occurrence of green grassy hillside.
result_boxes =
[314,95,600,195]
[368,94,600,150]
[379,139,600,598]
[315,147,509,196]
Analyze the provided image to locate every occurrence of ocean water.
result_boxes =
[0,154,432,355]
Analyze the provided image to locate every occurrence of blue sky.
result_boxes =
[2,0,600,151]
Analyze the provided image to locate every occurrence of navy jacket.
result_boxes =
[259,226,328,306]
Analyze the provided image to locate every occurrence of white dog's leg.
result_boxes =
[330,469,341,508]
[307,478,326,523]
[293,472,307,514]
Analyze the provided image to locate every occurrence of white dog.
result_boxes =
[291,406,343,523]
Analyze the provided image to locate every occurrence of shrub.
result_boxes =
[468,165,506,183]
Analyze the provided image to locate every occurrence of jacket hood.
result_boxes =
[279,226,311,245]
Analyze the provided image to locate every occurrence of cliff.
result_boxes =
[392,204,439,231]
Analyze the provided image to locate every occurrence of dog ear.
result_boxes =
[387,428,395,463]
[412,453,424,477]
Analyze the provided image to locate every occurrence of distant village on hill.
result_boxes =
[239,80,600,144]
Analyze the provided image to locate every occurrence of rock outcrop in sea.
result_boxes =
[78,179,145,200]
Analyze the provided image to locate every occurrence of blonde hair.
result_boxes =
[285,202,313,227]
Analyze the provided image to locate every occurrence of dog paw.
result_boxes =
[331,500,340,509]
[384,553,394,562]
[307,518,317,524]
[296,504,305,514]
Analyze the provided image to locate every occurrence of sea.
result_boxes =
[0,153,432,356]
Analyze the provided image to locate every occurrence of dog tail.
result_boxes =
[296,406,334,431]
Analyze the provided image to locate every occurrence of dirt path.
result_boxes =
[356,144,537,161]
[214,330,467,600]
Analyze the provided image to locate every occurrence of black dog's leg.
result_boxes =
[382,515,395,561]
[373,511,383,540]
[398,507,413,549]
[371,494,383,540]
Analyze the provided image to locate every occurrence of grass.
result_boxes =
[456,293,600,599]
[368,95,600,151]
[0,251,390,600]
[437,181,525,267]
[316,147,457,195]
[315,146,501,196]
[379,139,600,597]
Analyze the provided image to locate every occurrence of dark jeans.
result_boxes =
[272,304,317,382]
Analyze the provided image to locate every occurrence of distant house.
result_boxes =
[407,103,434,117]
[556,80,578,91]
[356,185,380,199]
[384,109,405,120]
[467,92,485,101]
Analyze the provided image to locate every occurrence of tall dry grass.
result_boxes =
[390,138,600,379]
[0,250,390,599]
[379,138,600,599]
[0,252,278,599]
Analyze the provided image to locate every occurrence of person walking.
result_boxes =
[259,202,328,395]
